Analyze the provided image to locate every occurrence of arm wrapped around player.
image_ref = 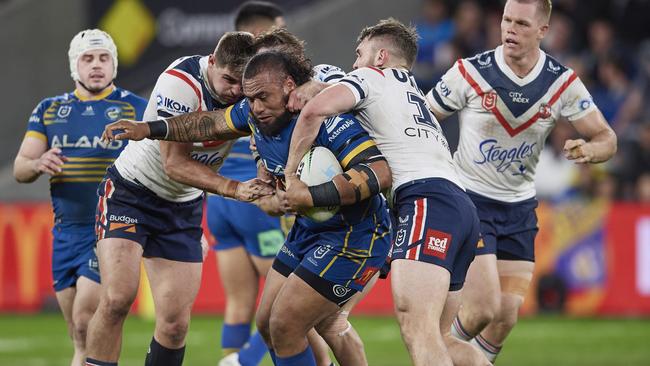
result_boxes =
[320,145,391,206]
[286,145,391,211]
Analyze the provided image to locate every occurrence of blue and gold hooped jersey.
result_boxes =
[225,98,385,229]
[25,87,147,224]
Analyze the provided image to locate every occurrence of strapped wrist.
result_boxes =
[222,179,240,199]
[147,120,168,139]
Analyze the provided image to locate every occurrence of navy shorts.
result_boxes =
[467,191,538,262]
[52,223,100,292]
[95,166,203,262]
[207,195,285,258]
[274,211,391,305]
[390,178,479,291]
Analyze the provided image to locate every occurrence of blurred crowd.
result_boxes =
[411,0,650,203]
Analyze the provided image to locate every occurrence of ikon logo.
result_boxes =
[422,229,452,260]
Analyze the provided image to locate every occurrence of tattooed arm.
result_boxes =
[103,109,249,142]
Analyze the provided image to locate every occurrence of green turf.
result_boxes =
[0,314,649,365]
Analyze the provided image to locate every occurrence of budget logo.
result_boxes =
[422,229,452,260]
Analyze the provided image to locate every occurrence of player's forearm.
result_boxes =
[150,110,242,142]
[587,128,617,163]
[164,159,239,198]
[310,159,391,207]
[13,156,40,183]
[286,106,330,175]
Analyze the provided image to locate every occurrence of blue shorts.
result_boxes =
[390,178,479,291]
[467,191,538,262]
[52,223,100,292]
[274,210,391,305]
[206,195,285,258]
[95,166,203,262]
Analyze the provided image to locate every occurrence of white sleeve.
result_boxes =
[337,67,384,109]
[152,73,200,118]
[425,60,470,117]
[559,73,598,122]
[312,64,346,84]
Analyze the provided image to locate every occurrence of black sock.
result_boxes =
[85,358,118,366]
[144,337,185,366]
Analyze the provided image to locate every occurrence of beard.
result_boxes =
[256,109,293,136]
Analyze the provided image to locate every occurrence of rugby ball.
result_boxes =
[297,146,342,222]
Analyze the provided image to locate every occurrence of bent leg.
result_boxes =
[391,259,452,366]
[70,276,101,365]
[55,287,79,365]
[86,238,142,362]
[476,260,534,362]
[442,290,491,366]
[143,257,202,365]
[453,254,500,340]
[269,273,339,364]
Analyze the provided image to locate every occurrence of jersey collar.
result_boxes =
[73,85,116,101]
[495,45,546,87]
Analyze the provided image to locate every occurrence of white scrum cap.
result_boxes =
[68,29,118,81]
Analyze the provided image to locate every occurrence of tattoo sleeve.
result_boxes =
[163,110,246,142]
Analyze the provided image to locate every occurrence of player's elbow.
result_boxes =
[374,160,393,192]
[13,158,37,184]
[161,158,186,183]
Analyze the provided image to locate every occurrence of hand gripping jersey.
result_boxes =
[337,67,462,191]
[426,46,597,202]
[25,87,147,224]
[114,56,235,202]
[224,99,386,230]
[217,64,346,182]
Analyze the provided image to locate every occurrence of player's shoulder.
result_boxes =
[35,92,75,111]
[542,53,572,77]
[463,49,497,70]
[321,113,363,139]
[313,64,346,83]
[166,55,202,77]
[113,87,147,105]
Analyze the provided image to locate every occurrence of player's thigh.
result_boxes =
[96,238,142,299]
[341,272,379,312]
[497,259,534,300]
[73,276,101,319]
[391,259,451,319]
[250,255,275,278]
[143,257,202,317]
[462,254,500,309]
[270,273,340,332]
[55,287,77,326]
[440,289,462,335]
[256,267,288,332]
[217,247,259,299]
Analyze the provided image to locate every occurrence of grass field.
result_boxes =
[1,314,649,365]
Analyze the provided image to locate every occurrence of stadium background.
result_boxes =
[1,0,649,364]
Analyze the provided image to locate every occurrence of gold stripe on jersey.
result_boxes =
[50,177,104,183]
[74,86,115,101]
[340,140,376,169]
[25,131,47,142]
[56,170,107,176]
[66,157,116,162]
[224,105,251,136]
[62,163,111,169]
[320,225,353,277]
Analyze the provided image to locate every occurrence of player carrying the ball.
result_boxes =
[102,50,392,366]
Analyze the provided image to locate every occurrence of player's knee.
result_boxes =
[269,311,299,346]
[102,292,135,322]
[315,311,353,340]
[466,292,501,327]
[157,318,189,346]
[255,312,272,345]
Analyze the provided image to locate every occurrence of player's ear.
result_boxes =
[538,23,549,41]
[208,54,216,67]
[376,48,389,68]
[283,75,297,94]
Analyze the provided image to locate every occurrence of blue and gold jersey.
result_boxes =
[25,87,147,224]
[225,99,384,229]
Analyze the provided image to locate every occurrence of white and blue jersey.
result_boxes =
[114,55,235,202]
[25,86,147,290]
[426,45,598,202]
